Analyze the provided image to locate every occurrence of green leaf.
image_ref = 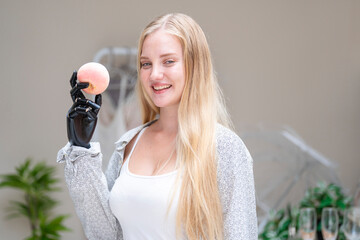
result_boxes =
[336,199,347,210]
[319,195,333,208]
[265,230,277,238]
[7,200,31,218]
[274,209,285,221]
[39,215,70,239]
[278,217,291,233]
[16,158,31,177]
[328,183,341,196]
[0,174,30,191]
[278,229,289,239]
[264,221,277,232]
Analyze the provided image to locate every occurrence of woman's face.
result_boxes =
[140,29,185,109]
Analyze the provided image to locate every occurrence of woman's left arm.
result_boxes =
[216,125,258,240]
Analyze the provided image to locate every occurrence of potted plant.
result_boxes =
[0,158,70,240]
[300,182,352,240]
[259,182,353,240]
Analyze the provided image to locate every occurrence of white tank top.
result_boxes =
[109,127,183,240]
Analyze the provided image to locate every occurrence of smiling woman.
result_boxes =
[58,13,257,240]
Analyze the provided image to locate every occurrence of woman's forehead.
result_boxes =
[141,29,183,58]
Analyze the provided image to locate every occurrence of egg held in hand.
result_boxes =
[77,62,110,95]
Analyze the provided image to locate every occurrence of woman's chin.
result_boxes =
[154,101,180,110]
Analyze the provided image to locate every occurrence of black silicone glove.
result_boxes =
[66,71,102,149]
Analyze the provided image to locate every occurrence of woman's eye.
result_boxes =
[165,60,175,65]
[141,62,151,68]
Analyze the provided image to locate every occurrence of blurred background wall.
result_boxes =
[0,0,359,239]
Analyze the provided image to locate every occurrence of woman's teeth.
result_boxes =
[153,85,171,90]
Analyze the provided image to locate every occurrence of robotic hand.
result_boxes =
[66,71,102,149]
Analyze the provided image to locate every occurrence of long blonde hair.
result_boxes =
[136,13,232,240]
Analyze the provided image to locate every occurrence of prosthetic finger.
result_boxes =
[69,71,77,88]
[67,108,78,118]
[72,99,100,115]
[75,106,97,119]
[70,82,89,102]
[68,100,87,114]
[69,71,84,102]
[73,106,93,114]
[95,94,102,107]
[75,98,101,111]
[67,104,89,117]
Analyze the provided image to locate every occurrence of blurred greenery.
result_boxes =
[0,158,70,240]
[259,182,353,240]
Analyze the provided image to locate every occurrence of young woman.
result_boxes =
[58,13,257,240]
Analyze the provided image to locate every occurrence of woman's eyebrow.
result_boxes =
[140,53,178,60]
[160,53,177,58]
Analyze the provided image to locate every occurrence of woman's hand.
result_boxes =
[66,71,102,149]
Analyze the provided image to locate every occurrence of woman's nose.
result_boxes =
[150,65,164,80]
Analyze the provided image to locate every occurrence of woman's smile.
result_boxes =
[152,83,172,92]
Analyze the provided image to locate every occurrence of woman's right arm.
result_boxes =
[57,72,122,239]
[57,143,122,240]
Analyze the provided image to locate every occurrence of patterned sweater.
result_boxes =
[57,121,258,240]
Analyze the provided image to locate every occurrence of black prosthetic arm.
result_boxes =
[66,71,102,149]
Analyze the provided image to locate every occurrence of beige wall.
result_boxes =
[0,0,359,239]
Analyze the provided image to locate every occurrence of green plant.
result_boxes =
[0,158,70,240]
[300,182,352,240]
[259,182,353,240]
[259,205,299,240]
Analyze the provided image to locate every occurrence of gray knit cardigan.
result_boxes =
[57,121,258,240]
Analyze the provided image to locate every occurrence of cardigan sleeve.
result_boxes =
[216,125,258,240]
[57,142,123,240]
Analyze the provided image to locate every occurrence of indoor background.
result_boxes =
[0,0,359,239]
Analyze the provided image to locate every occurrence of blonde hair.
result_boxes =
[136,13,232,240]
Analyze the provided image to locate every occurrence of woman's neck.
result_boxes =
[154,105,179,135]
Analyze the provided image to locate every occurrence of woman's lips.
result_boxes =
[152,84,172,94]
[152,84,171,90]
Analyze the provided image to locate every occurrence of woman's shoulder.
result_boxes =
[215,123,253,166]
[215,123,245,150]
[114,120,157,150]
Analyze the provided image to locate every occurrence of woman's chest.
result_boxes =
[109,167,181,237]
